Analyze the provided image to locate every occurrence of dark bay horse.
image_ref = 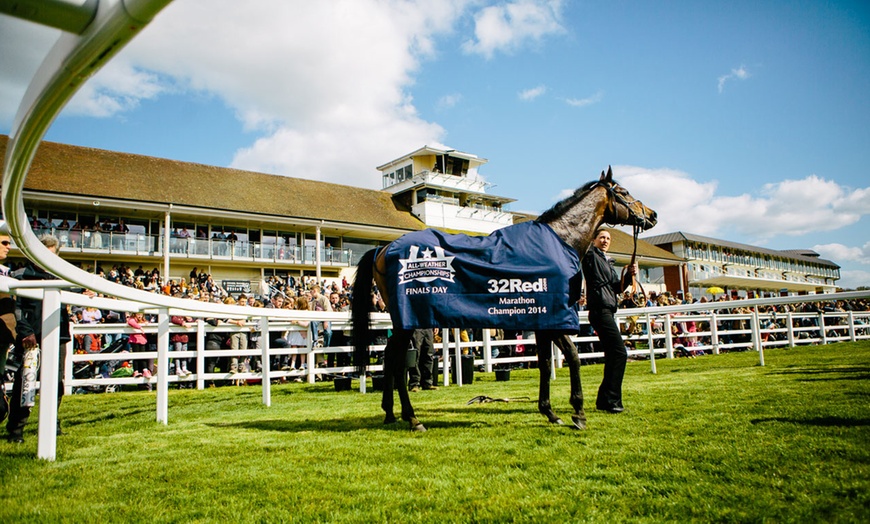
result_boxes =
[351,167,657,431]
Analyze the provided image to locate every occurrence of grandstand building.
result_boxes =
[0,135,681,294]
[642,231,840,296]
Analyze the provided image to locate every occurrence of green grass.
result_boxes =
[2,342,868,523]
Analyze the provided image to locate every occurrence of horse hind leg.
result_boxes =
[554,334,587,430]
[536,332,564,425]
[385,330,425,431]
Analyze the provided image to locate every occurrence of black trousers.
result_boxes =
[6,344,66,438]
[588,308,627,409]
[407,329,435,389]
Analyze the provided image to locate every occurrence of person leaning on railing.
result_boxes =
[0,222,17,424]
[5,234,74,443]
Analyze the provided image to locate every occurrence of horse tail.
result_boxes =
[351,248,377,376]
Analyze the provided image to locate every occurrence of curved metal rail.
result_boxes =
[0,0,247,315]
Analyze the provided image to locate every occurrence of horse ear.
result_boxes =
[605,165,613,182]
[599,170,606,182]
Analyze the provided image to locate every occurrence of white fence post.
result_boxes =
[156,310,170,424]
[786,311,795,348]
[441,327,450,387]
[37,288,61,462]
[710,311,720,355]
[482,328,492,373]
[260,315,272,405]
[664,314,674,359]
[753,307,765,367]
[453,328,463,386]
[848,311,856,342]
[196,319,206,390]
[819,312,827,345]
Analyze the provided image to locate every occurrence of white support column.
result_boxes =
[163,207,171,285]
[37,288,61,461]
[156,310,170,424]
[786,311,795,348]
[260,316,271,405]
[315,223,322,281]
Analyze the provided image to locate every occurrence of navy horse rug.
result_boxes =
[382,221,582,331]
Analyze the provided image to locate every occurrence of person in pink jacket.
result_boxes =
[127,312,153,388]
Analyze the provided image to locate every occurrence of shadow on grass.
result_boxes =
[765,366,870,381]
[751,416,870,427]
[206,416,477,434]
[68,407,153,427]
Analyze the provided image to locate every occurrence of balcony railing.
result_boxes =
[28,228,353,266]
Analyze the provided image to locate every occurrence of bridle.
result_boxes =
[599,181,648,305]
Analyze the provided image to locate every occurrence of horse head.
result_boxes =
[599,166,657,230]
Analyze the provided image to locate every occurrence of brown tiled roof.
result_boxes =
[0,135,425,231]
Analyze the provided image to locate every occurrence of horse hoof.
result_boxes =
[552,417,564,425]
[411,423,427,432]
[571,414,587,430]
[384,414,397,424]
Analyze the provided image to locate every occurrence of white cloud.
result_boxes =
[813,242,870,265]
[718,65,750,93]
[65,62,169,117]
[0,0,572,189]
[606,167,870,242]
[0,17,60,125]
[518,85,546,101]
[836,269,870,290]
[565,90,603,107]
[462,0,565,59]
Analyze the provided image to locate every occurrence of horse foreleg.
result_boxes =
[386,330,425,432]
[554,334,587,430]
[535,332,563,425]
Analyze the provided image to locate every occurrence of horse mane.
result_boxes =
[536,179,602,223]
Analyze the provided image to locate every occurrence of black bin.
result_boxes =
[450,354,474,385]
[334,376,352,391]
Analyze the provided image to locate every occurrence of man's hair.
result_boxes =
[39,233,61,251]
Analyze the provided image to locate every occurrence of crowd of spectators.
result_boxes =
[618,290,869,357]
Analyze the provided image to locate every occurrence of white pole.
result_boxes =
[260,316,272,405]
[195,319,206,390]
[156,310,169,424]
[442,328,450,387]
[482,328,492,373]
[710,311,720,355]
[163,207,171,285]
[453,328,462,386]
[753,307,765,367]
[37,288,61,461]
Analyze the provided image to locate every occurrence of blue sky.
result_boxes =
[1,0,868,288]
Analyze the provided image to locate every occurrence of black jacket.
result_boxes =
[14,262,71,344]
[582,246,629,312]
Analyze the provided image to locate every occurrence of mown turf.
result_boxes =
[2,342,868,523]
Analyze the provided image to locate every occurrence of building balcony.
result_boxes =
[23,228,354,267]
